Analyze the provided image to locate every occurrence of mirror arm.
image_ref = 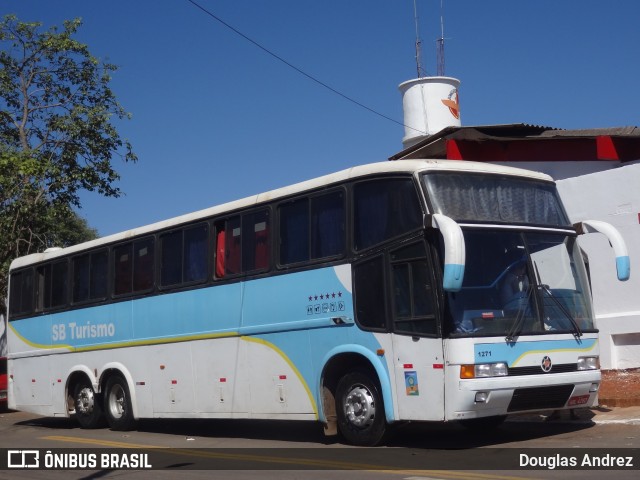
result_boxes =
[575,220,630,281]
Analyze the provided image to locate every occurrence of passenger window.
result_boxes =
[133,238,155,291]
[279,199,309,265]
[114,244,133,295]
[36,261,69,310]
[160,230,182,287]
[215,226,226,278]
[243,210,270,272]
[160,224,208,287]
[279,190,345,266]
[9,269,34,317]
[36,264,51,311]
[215,211,269,277]
[51,261,68,308]
[311,191,344,260]
[353,178,422,251]
[73,250,107,303]
[225,216,242,275]
[184,224,207,282]
[390,242,437,336]
[353,255,387,330]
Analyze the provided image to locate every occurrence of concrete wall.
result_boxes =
[556,163,640,369]
[493,160,640,369]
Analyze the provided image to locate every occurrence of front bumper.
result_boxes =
[446,370,600,420]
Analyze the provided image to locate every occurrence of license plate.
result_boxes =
[567,394,589,406]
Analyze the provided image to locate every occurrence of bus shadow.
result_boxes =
[136,418,331,445]
[14,411,597,448]
[386,416,596,448]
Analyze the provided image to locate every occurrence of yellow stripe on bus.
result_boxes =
[241,335,319,418]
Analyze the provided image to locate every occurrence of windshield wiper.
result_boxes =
[532,261,582,338]
[539,284,583,338]
[505,284,533,343]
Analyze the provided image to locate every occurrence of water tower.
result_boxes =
[399,0,461,149]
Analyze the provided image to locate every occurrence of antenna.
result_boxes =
[436,0,445,76]
[413,0,426,77]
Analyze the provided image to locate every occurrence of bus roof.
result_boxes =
[9,159,553,270]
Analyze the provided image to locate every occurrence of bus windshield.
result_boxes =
[444,230,594,338]
[422,172,571,227]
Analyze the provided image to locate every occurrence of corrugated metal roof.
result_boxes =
[389,124,640,160]
[539,126,640,138]
[389,123,558,160]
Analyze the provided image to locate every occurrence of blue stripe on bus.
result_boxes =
[10,265,390,420]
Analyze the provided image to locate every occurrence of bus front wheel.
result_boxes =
[73,379,104,429]
[104,375,136,431]
[336,371,386,446]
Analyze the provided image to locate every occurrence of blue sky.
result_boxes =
[7,0,640,237]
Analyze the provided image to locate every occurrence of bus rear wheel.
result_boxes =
[336,371,386,446]
[73,379,104,429]
[104,375,136,431]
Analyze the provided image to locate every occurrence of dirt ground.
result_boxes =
[598,368,640,407]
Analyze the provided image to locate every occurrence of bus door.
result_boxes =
[388,240,445,421]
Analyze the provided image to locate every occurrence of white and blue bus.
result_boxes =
[6,160,629,446]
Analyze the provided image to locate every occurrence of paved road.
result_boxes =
[0,408,639,479]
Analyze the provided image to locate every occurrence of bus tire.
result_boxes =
[336,371,386,446]
[104,375,136,431]
[73,379,104,429]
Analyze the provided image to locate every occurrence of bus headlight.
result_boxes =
[460,362,508,379]
[577,356,599,370]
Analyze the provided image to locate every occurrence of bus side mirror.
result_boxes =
[429,214,466,292]
[575,220,630,281]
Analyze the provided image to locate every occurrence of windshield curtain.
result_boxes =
[422,173,571,227]
[445,230,594,337]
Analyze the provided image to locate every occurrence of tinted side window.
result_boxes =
[115,237,155,295]
[161,224,208,287]
[160,230,182,287]
[184,224,208,283]
[9,269,34,317]
[36,261,69,311]
[114,244,133,295]
[353,255,387,330]
[242,210,270,273]
[133,238,155,291]
[353,178,422,251]
[51,261,68,308]
[225,216,242,275]
[279,199,309,265]
[311,191,345,260]
[215,211,269,277]
[390,242,437,336]
[73,250,108,303]
[279,190,345,266]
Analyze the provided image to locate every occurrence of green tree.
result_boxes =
[0,15,136,315]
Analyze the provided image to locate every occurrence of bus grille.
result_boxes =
[508,363,577,376]
[507,384,574,412]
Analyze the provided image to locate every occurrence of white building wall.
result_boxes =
[493,160,640,370]
[556,163,640,369]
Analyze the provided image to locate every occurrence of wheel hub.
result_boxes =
[76,387,95,415]
[108,384,125,419]
[344,386,375,427]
